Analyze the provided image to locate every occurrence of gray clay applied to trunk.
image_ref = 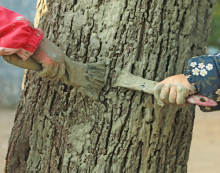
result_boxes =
[5,0,215,173]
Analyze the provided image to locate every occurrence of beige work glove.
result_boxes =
[32,37,105,99]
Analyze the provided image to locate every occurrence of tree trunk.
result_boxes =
[5,0,215,172]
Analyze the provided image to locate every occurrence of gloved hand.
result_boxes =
[3,36,105,99]
[31,36,105,99]
[32,36,66,80]
[153,74,196,106]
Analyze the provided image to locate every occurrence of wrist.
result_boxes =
[182,72,197,94]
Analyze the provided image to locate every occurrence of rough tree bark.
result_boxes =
[5,0,215,172]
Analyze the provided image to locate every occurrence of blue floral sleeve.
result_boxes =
[184,52,220,112]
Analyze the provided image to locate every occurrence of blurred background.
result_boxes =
[207,0,220,54]
[0,0,220,173]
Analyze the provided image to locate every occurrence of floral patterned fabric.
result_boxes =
[184,52,220,112]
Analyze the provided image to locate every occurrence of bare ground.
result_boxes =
[0,107,220,173]
[0,108,15,172]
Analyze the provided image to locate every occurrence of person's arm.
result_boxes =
[0,6,66,76]
[0,6,43,60]
[153,52,220,112]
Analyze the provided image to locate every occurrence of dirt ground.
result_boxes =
[0,107,220,172]
[0,108,14,172]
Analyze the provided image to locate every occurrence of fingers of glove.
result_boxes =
[36,64,52,78]
[169,85,177,104]
[48,64,66,81]
[153,84,165,106]
[36,64,57,79]
[48,65,59,80]
[176,85,189,105]
[60,73,72,86]
[160,84,170,104]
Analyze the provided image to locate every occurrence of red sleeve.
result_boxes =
[0,6,44,60]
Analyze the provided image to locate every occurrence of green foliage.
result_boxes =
[208,0,220,48]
